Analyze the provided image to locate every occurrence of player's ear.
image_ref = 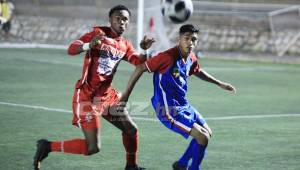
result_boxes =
[176,36,180,42]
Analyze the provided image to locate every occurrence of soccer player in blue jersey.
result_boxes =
[118,24,236,170]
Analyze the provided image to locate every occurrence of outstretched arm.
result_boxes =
[139,35,155,60]
[68,35,102,55]
[124,35,155,65]
[119,64,148,103]
[194,69,236,93]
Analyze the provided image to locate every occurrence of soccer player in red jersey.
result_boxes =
[33,5,154,170]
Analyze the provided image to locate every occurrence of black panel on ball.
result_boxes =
[169,16,184,23]
[175,1,186,12]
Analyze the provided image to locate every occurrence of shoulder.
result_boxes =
[157,46,178,60]
[190,52,199,62]
[122,38,133,48]
[145,47,177,73]
[92,26,108,36]
[167,46,179,55]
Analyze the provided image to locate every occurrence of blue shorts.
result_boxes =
[155,104,206,139]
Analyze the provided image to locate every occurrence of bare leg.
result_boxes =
[102,108,137,136]
[82,128,101,155]
[102,107,140,168]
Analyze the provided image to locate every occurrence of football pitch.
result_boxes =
[0,48,299,170]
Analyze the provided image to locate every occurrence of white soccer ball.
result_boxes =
[161,0,193,23]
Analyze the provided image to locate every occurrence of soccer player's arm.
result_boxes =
[119,64,147,103]
[123,36,155,65]
[190,56,236,92]
[123,43,148,66]
[67,29,104,55]
[120,52,171,103]
[123,43,145,66]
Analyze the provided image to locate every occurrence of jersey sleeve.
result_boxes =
[123,41,144,66]
[67,27,105,56]
[188,54,200,76]
[67,31,93,56]
[145,50,173,73]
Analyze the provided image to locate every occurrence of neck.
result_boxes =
[178,46,189,59]
[110,27,121,38]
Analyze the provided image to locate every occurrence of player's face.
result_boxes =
[109,10,130,36]
[178,32,198,55]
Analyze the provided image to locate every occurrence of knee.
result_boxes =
[127,126,138,137]
[124,124,138,137]
[193,127,211,146]
[195,133,210,146]
[86,145,100,155]
[86,141,101,155]
[203,124,213,137]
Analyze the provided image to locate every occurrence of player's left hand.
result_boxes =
[140,35,155,50]
[219,82,236,93]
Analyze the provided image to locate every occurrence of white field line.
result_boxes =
[0,43,68,49]
[1,55,288,72]
[11,57,83,67]
[0,43,291,72]
[0,43,298,71]
[0,101,72,113]
[1,101,299,122]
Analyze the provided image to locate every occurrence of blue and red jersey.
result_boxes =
[145,46,200,117]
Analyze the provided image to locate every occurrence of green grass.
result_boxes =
[0,48,299,170]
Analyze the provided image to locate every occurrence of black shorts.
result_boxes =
[2,20,11,33]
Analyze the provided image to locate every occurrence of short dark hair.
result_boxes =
[109,5,131,17]
[179,24,199,34]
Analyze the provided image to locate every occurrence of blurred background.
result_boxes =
[1,0,300,60]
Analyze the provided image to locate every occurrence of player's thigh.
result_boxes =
[99,87,138,135]
[72,85,100,129]
[72,100,100,130]
[191,106,212,137]
[103,108,138,136]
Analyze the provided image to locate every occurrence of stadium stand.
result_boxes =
[2,0,300,56]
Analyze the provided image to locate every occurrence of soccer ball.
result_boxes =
[161,0,193,23]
